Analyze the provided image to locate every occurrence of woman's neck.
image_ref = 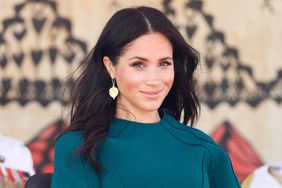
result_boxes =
[115,106,161,123]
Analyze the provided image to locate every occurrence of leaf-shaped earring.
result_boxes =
[109,78,119,100]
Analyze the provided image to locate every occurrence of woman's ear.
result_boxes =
[103,56,116,78]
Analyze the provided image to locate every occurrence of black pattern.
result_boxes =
[0,0,87,106]
[163,0,282,108]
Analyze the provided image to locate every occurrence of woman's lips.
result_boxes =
[140,90,162,98]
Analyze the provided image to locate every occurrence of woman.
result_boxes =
[51,6,241,188]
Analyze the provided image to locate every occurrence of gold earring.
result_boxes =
[109,78,119,99]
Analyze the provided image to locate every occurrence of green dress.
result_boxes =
[51,112,241,188]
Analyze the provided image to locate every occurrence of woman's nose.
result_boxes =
[145,68,161,86]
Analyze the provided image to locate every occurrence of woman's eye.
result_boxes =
[131,62,144,68]
[160,61,172,67]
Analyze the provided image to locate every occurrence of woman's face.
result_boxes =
[104,32,174,116]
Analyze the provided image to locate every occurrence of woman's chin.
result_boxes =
[138,102,163,112]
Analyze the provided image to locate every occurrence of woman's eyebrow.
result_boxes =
[128,56,173,61]
[159,57,173,61]
[129,56,148,61]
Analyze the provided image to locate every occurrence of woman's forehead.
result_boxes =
[121,32,173,57]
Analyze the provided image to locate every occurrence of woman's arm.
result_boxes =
[208,147,241,188]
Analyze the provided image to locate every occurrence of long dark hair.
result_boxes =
[63,6,200,173]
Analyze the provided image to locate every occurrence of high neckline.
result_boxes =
[112,112,168,126]
[108,112,174,138]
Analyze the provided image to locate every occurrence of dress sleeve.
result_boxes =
[208,147,241,188]
[51,132,100,188]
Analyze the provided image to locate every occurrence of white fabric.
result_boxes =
[0,134,35,175]
[250,164,282,188]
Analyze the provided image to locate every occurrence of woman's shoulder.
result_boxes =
[55,130,84,153]
[164,114,234,173]
[164,113,226,153]
[57,130,83,144]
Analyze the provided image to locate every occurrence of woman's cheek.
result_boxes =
[117,72,141,93]
[162,70,174,87]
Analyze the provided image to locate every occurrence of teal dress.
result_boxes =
[51,112,241,188]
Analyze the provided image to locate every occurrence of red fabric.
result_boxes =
[211,121,263,182]
[6,168,15,183]
[27,119,66,173]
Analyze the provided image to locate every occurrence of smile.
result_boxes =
[140,90,162,98]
